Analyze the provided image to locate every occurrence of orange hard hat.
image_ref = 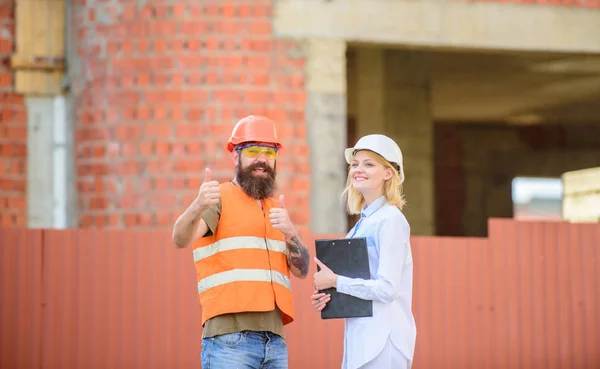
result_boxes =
[227,115,282,152]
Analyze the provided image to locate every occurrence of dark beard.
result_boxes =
[236,160,277,200]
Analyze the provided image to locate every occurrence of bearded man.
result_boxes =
[172,115,310,369]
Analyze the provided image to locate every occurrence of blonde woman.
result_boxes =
[311,134,416,369]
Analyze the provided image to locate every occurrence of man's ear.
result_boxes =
[232,151,239,165]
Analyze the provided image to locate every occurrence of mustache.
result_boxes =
[247,162,274,175]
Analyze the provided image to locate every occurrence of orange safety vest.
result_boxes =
[192,182,295,326]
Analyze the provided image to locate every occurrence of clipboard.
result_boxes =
[315,237,373,319]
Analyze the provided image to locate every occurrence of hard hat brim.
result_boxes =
[344,147,383,164]
[228,137,282,152]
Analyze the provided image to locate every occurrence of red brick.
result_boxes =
[1,214,13,226]
[0,39,12,54]
[149,194,175,209]
[171,73,185,86]
[153,178,170,191]
[145,123,172,138]
[155,142,171,156]
[153,106,169,120]
[146,160,174,174]
[187,40,202,51]
[0,72,12,88]
[123,213,137,227]
[172,143,186,156]
[179,55,205,69]
[119,195,145,209]
[205,38,220,51]
[172,4,186,18]
[6,195,25,210]
[181,21,210,34]
[136,107,152,121]
[249,21,271,35]
[171,177,185,191]
[175,123,205,139]
[187,177,202,190]
[188,108,203,121]
[139,141,153,156]
[188,5,203,18]
[156,212,173,227]
[138,38,151,53]
[89,196,110,210]
[113,161,142,176]
[181,194,197,207]
[139,5,155,18]
[205,4,219,16]
[139,213,154,227]
[122,108,136,121]
[137,73,151,86]
[108,214,121,227]
[122,5,137,20]
[187,143,202,155]
[153,38,168,53]
[175,159,204,173]
[0,4,12,19]
[222,4,236,17]
[77,127,112,142]
[115,125,142,141]
[171,107,185,121]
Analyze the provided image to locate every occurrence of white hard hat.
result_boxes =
[344,134,405,183]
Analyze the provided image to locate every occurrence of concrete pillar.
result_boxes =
[384,50,435,235]
[355,47,385,138]
[26,96,74,228]
[306,39,348,234]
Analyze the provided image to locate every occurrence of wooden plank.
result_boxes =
[563,192,600,223]
[14,70,64,95]
[15,0,65,59]
[562,166,600,196]
[11,54,66,71]
[14,0,66,95]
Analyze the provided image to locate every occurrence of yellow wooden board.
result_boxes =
[15,70,64,95]
[562,166,600,223]
[13,0,66,95]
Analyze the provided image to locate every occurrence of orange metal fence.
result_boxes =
[1,219,599,369]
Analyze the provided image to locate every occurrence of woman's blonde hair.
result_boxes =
[342,150,406,215]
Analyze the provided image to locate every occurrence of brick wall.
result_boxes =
[0,0,26,227]
[71,0,309,229]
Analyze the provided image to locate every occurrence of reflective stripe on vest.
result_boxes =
[197,268,291,294]
[193,236,287,263]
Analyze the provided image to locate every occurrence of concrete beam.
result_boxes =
[274,0,600,54]
[27,96,74,228]
[306,39,348,234]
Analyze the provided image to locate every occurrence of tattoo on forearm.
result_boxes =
[286,235,310,277]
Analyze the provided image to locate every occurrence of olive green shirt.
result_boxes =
[199,199,285,339]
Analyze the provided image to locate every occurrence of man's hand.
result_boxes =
[313,257,338,290]
[195,168,220,209]
[172,167,219,248]
[271,194,310,279]
[269,195,295,237]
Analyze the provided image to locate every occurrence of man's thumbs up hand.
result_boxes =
[270,194,295,238]
[196,167,220,209]
[279,194,285,208]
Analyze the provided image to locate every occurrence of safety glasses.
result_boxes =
[235,144,278,160]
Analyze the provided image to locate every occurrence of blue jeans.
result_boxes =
[201,331,288,369]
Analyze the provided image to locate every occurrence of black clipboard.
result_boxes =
[315,237,373,319]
